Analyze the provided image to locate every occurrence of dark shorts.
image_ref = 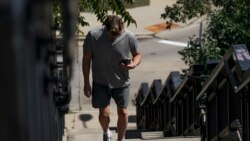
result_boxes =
[92,82,130,108]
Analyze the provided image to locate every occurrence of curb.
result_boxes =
[75,15,208,41]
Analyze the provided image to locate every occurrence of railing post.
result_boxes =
[196,44,250,141]
[135,83,149,130]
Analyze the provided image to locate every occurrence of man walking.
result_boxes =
[82,15,142,141]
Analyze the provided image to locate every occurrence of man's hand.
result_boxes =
[84,83,92,98]
[120,61,136,69]
[126,61,136,69]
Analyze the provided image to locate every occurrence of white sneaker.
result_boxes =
[103,129,112,141]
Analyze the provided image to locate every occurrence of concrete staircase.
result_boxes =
[65,40,201,141]
[65,110,200,141]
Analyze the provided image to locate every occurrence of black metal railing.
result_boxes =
[0,1,76,141]
[135,82,149,130]
[196,44,250,141]
[154,71,182,135]
[136,79,162,130]
[170,64,207,137]
[135,44,250,141]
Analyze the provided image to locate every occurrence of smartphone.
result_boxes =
[119,59,131,65]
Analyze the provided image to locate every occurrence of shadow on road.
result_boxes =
[79,114,93,128]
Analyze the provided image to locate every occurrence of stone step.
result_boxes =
[67,129,200,141]
[65,111,201,141]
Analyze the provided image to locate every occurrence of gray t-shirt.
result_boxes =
[83,26,140,88]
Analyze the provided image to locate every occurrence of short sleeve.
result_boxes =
[83,31,93,53]
[129,33,140,54]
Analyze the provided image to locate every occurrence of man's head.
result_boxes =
[103,15,124,36]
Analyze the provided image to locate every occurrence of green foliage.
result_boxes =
[83,0,136,26]
[161,0,210,24]
[208,2,250,50]
[161,0,250,66]
[178,35,221,66]
[53,0,62,30]
[53,0,136,34]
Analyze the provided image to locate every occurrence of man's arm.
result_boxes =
[82,51,92,97]
[126,51,142,69]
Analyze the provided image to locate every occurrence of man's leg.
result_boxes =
[117,107,128,141]
[112,85,130,141]
[99,106,111,133]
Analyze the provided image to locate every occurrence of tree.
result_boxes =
[161,0,250,66]
[53,0,136,34]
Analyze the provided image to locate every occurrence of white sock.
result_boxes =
[105,129,111,135]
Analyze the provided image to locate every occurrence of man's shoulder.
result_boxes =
[123,29,136,40]
[124,29,135,36]
[90,26,104,32]
[88,26,105,39]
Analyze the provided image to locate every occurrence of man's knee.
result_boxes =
[99,107,110,118]
[117,108,128,117]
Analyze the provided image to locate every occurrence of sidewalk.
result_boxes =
[65,0,206,141]
[79,0,176,35]
[79,0,207,40]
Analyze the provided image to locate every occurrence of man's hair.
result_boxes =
[103,15,124,33]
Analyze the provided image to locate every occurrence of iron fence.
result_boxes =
[135,44,250,141]
[0,0,76,141]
